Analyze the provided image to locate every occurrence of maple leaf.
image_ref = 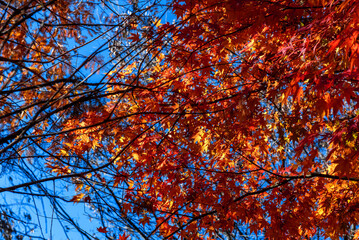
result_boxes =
[97,226,108,233]
[128,33,140,42]
[70,193,85,203]
[117,233,129,240]
[193,127,204,143]
[139,215,150,227]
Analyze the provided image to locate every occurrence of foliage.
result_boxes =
[1,0,359,239]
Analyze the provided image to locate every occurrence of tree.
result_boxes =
[1,0,359,239]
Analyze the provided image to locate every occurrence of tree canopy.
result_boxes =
[1,0,359,239]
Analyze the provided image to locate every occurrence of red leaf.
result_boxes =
[97,227,108,233]
[327,39,340,54]
[117,233,129,240]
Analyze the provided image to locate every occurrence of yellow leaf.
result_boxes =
[133,153,139,161]
[59,149,68,156]
[154,18,162,27]
[108,68,118,75]
[128,180,134,189]
[193,127,204,143]
[75,182,84,191]
[354,230,359,239]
